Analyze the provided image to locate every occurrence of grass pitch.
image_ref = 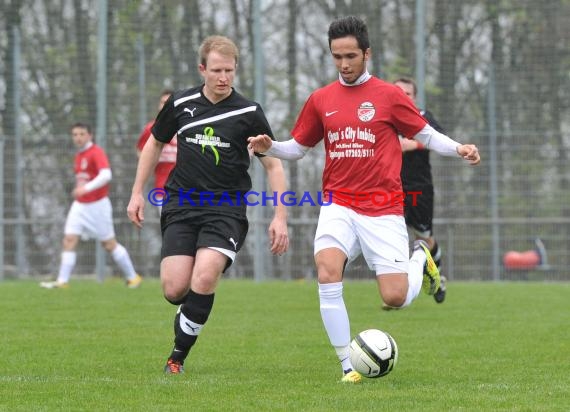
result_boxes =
[0,279,568,411]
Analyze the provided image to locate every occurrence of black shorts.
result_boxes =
[403,187,433,237]
[161,212,248,264]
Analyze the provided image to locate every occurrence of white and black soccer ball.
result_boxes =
[349,329,398,378]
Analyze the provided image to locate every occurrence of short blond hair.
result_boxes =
[198,35,239,67]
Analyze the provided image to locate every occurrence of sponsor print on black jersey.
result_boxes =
[184,126,231,166]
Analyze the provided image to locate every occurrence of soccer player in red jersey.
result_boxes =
[248,16,480,383]
[41,123,141,289]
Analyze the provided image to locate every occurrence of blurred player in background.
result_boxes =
[127,35,289,375]
[40,122,142,289]
[136,89,176,212]
[394,77,447,304]
[248,16,480,383]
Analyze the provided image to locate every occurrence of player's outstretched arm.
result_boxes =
[248,135,310,160]
[414,124,481,166]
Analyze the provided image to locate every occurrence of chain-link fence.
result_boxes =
[1,1,569,281]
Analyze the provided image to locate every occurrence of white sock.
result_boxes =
[402,248,426,307]
[57,251,76,284]
[319,282,352,369]
[335,346,353,373]
[111,244,137,280]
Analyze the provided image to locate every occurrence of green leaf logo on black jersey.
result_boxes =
[201,126,220,165]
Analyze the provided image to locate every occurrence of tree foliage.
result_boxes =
[0,0,568,277]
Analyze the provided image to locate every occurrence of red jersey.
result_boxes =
[292,76,427,216]
[136,120,177,189]
[75,143,110,203]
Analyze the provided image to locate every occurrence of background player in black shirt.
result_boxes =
[127,35,289,374]
[394,77,447,304]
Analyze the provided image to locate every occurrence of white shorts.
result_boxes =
[314,203,409,275]
[64,197,115,241]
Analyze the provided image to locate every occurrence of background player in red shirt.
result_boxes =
[136,89,177,189]
[136,89,176,211]
[249,16,480,383]
[40,122,141,289]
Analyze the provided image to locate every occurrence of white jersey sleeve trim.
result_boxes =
[414,124,460,157]
[265,139,310,160]
[83,168,112,192]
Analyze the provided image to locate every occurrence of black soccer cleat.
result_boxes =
[433,275,447,303]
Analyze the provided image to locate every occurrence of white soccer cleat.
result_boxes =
[39,281,69,289]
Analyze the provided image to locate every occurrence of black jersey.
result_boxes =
[401,110,443,190]
[152,86,274,221]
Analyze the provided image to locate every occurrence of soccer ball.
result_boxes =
[349,329,398,378]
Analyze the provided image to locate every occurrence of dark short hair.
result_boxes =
[70,122,92,134]
[394,77,417,96]
[328,16,369,52]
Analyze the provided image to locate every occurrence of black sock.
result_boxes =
[172,290,193,336]
[170,290,215,362]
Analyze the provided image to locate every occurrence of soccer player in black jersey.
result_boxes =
[127,35,289,374]
[394,77,447,304]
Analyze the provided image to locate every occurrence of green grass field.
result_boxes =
[0,279,568,411]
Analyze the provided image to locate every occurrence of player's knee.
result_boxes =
[378,274,408,307]
[164,290,186,306]
[62,235,79,250]
[101,238,117,252]
[315,262,344,283]
[381,290,406,308]
[162,280,195,305]
[161,273,190,304]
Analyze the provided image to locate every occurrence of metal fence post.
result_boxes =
[95,0,109,282]
[487,63,501,280]
[252,0,268,281]
[0,137,4,281]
